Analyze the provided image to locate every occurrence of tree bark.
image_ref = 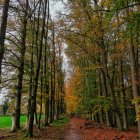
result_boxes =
[129,39,140,138]
[27,0,48,137]
[120,62,128,130]
[38,65,43,129]
[13,0,28,131]
[0,0,10,82]
[44,0,50,125]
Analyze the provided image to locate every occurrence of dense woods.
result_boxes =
[0,0,65,137]
[63,0,140,138]
[0,0,140,139]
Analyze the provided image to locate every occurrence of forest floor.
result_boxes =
[0,117,139,140]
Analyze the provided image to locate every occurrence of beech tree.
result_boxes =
[27,0,50,136]
[12,0,29,131]
[0,0,10,82]
[1,0,140,138]
[62,0,140,137]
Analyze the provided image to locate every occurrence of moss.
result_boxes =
[50,117,70,127]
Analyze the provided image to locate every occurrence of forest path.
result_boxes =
[65,117,84,140]
[0,117,138,140]
[64,117,137,140]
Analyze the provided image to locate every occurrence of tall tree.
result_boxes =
[12,0,29,131]
[62,0,140,136]
[27,0,48,137]
[0,0,10,82]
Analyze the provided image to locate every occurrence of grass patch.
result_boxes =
[0,115,69,129]
[0,115,26,128]
[50,117,69,127]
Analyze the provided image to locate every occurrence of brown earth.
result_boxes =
[65,117,138,140]
[0,117,139,140]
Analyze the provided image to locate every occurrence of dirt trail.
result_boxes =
[0,117,138,140]
[64,117,138,140]
[65,117,84,140]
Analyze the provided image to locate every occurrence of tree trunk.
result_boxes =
[0,0,10,82]
[129,39,140,138]
[126,2,140,136]
[26,21,35,129]
[38,65,43,129]
[120,62,128,130]
[13,0,28,131]
[27,0,48,137]
[101,71,112,127]
[44,0,50,125]
[44,86,50,125]
[98,76,104,124]
[50,62,54,123]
